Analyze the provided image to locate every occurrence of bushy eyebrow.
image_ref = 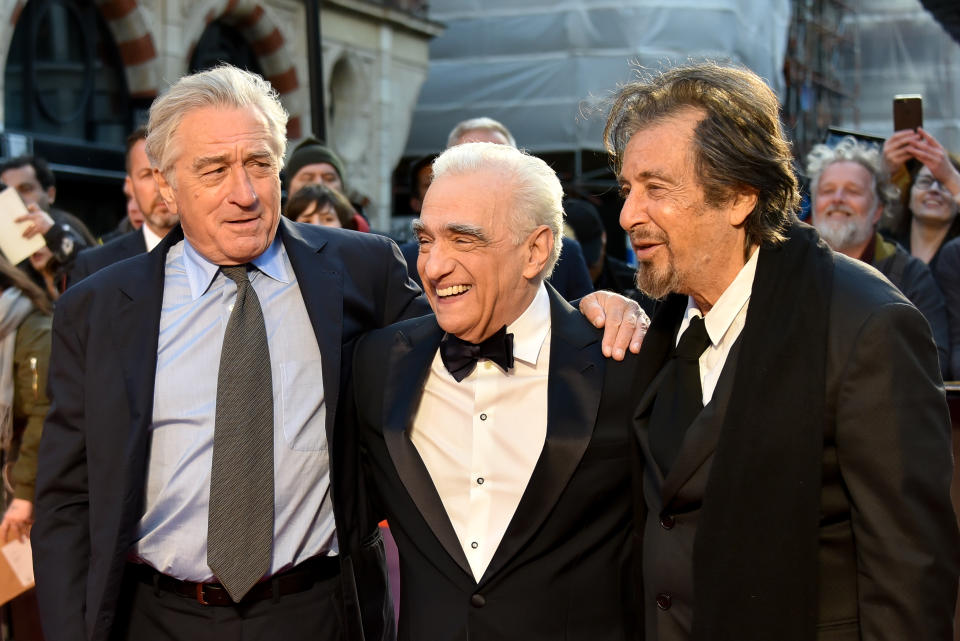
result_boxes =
[445,222,488,242]
[618,169,676,185]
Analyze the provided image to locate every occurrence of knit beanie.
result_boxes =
[284,137,347,189]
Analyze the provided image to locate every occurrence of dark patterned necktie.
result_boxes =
[648,315,712,474]
[439,325,515,382]
[207,264,274,602]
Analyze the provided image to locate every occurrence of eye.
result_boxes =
[618,184,630,198]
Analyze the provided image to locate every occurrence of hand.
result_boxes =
[14,204,54,239]
[579,290,649,360]
[0,499,33,542]
[908,128,960,197]
[883,129,919,175]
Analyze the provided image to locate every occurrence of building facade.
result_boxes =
[0,0,441,233]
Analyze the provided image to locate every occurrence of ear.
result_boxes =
[154,168,179,214]
[522,226,553,280]
[728,187,759,227]
[46,186,56,204]
[870,202,884,226]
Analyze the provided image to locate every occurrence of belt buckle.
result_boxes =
[196,583,211,606]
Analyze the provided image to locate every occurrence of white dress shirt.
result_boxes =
[410,283,551,581]
[677,247,758,404]
[142,223,164,251]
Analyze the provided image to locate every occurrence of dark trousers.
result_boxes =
[111,569,344,641]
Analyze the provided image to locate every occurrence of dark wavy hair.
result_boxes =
[284,183,358,231]
[604,61,800,247]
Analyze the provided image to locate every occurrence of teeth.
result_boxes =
[437,284,471,297]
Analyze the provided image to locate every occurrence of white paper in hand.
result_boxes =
[2,538,33,587]
[0,188,46,265]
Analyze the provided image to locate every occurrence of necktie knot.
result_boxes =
[674,315,711,361]
[221,264,251,286]
[440,325,515,382]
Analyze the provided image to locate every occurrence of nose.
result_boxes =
[228,167,259,208]
[419,240,454,286]
[619,190,649,231]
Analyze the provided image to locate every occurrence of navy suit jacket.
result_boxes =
[33,218,428,641]
[68,229,147,288]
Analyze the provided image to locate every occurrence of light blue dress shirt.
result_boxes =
[134,235,336,581]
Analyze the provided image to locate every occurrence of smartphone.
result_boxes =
[893,94,923,132]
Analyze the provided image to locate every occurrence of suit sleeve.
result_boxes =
[31,298,90,641]
[897,257,951,379]
[833,301,960,640]
[933,239,960,379]
[377,236,430,325]
[66,249,93,290]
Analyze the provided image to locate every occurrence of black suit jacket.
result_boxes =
[67,229,147,288]
[399,236,594,302]
[350,286,640,641]
[633,224,960,640]
[32,218,428,641]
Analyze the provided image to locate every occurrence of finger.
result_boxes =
[614,312,642,360]
[600,302,627,358]
[578,295,606,328]
[630,311,651,353]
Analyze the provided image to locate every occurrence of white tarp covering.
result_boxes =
[837,0,960,153]
[405,0,791,155]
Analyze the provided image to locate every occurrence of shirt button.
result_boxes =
[480,413,487,421]
[471,593,486,608]
[477,477,484,485]
[471,541,479,549]
[656,593,672,610]
[659,514,675,530]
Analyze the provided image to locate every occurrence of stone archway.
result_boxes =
[186,0,303,139]
[94,0,161,100]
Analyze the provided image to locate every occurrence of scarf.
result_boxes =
[0,288,35,452]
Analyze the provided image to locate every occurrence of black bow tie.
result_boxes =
[439,325,515,382]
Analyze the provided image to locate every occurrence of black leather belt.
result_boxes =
[130,555,340,606]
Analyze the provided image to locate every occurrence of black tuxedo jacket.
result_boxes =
[632,224,960,641]
[32,218,428,641]
[67,228,147,288]
[350,286,640,641]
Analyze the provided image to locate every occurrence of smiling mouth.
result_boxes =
[436,284,471,298]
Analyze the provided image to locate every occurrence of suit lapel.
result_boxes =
[380,317,473,576]
[110,226,182,544]
[480,287,604,583]
[279,219,341,445]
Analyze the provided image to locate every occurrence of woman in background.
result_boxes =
[284,183,360,231]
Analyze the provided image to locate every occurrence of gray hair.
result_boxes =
[446,117,518,149]
[805,136,900,217]
[604,61,799,248]
[431,142,563,279]
[146,64,289,181]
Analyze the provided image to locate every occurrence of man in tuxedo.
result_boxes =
[606,62,960,640]
[350,141,640,641]
[69,126,181,286]
[401,116,596,303]
[32,64,427,641]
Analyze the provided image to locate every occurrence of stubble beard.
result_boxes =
[634,250,683,300]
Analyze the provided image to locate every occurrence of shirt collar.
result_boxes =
[506,282,551,366]
[680,246,759,346]
[142,224,164,251]
[182,233,290,300]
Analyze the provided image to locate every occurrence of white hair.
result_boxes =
[146,64,288,181]
[806,136,900,215]
[431,142,563,279]
[446,117,518,149]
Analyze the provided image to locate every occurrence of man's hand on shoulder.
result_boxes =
[579,290,650,360]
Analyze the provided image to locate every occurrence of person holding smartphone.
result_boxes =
[883,126,960,270]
